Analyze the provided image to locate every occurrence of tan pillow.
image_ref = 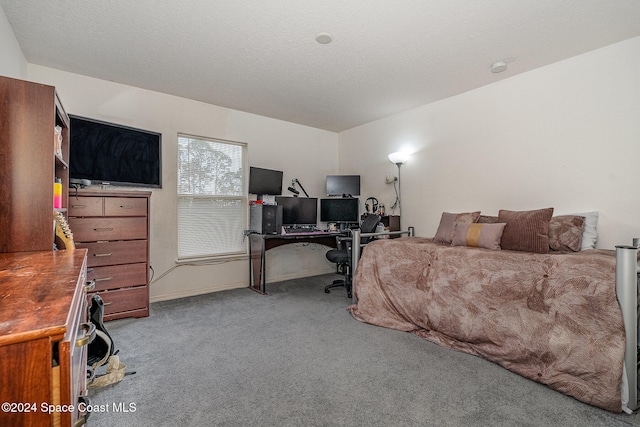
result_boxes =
[549,215,585,252]
[452,222,507,250]
[434,211,481,245]
[498,208,554,254]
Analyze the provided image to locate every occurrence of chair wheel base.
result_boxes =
[323,280,352,298]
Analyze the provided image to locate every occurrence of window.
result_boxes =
[177,134,246,259]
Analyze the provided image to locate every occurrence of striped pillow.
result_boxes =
[498,208,554,254]
[452,222,507,250]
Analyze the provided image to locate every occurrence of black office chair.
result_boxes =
[325,214,381,298]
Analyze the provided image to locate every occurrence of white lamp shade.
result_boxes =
[388,151,410,165]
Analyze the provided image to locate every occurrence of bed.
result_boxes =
[347,209,638,413]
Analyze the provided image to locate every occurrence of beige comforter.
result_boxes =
[348,237,625,412]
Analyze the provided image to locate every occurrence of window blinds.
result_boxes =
[177,135,246,259]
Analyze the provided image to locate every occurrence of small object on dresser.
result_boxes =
[53,178,62,209]
[54,125,63,157]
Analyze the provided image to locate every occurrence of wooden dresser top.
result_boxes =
[0,249,87,345]
[70,189,152,198]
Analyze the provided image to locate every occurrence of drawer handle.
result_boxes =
[95,277,113,282]
[120,205,134,209]
[94,253,112,257]
[76,322,96,347]
[94,227,113,232]
[84,280,96,292]
[71,204,86,208]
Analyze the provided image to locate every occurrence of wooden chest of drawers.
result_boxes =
[69,190,151,321]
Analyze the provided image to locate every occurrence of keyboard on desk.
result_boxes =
[282,227,325,235]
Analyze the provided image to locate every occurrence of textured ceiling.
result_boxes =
[2,0,640,132]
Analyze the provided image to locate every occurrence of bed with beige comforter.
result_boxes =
[348,237,625,412]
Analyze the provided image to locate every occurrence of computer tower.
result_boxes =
[250,204,282,234]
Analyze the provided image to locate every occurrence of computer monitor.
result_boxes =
[320,198,359,223]
[275,196,318,226]
[249,166,283,195]
[326,175,360,196]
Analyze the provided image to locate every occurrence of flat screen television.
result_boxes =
[326,175,360,196]
[69,115,162,188]
[275,196,318,226]
[320,198,359,223]
[249,166,283,195]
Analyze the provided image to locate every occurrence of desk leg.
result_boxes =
[249,234,267,294]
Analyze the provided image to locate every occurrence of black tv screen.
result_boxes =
[326,175,360,196]
[276,196,318,226]
[320,198,359,223]
[69,116,162,188]
[249,166,283,195]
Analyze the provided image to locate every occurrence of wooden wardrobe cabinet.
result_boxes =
[0,250,90,427]
[0,75,71,253]
[69,190,151,321]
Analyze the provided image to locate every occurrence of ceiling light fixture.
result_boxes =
[315,33,333,44]
[491,60,507,73]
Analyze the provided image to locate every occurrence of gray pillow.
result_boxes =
[434,211,481,245]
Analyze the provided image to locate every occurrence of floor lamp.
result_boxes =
[388,151,410,230]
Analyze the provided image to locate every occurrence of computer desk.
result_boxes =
[248,231,345,294]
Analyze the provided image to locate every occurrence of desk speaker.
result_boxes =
[250,204,282,234]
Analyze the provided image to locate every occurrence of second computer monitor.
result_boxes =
[326,175,360,196]
[275,196,318,226]
[248,166,283,195]
[320,198,359,224]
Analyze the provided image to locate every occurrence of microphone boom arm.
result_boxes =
[294,179,309,197]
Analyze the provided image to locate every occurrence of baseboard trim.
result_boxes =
[150,280,247,303]
[265,267,334,284]
[149,267,335,303]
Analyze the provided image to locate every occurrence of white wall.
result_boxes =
[4,7,638,301]
[28,65,340,301]
[339,36,640,250]
[0,6,27,79]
